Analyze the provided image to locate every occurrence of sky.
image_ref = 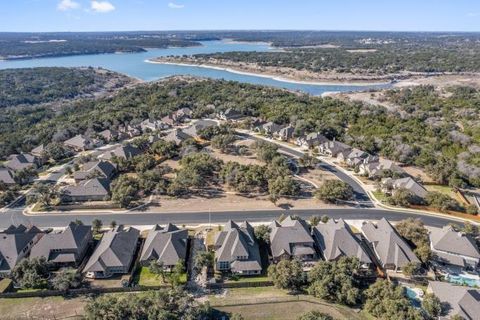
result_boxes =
[1,0,479,32]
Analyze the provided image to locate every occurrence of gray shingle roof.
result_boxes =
[5,153,37,171]
[269,216,315,259]
[383,177,428,198]
[83,226,139,273]
[63,178,111,198]
[164,129,193,145]
[183,120,217,137]
[214,221,262,273]
[430,226,480,263]
[313,219,372,265]
[100,144,142,160]
[73,161,116,181]
[0,168,15,185]
[428,281,480,320]
[0,225,43,273]
[30,222,92,264]
[64,135,92,150]
[361,218,419,269]
[140,224,187,267]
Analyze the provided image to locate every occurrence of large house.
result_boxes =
[429,226,480,271]
[5,153,38,172]
[0,225,44,275]
[183,120,217,138]
[359,159,405,179]
[99,144,142,161]
[276,125,295,141]
[83,226,139,278]
[73,160,116,182]
[0,168,16,185]
[296,132,328,149]
[427,281,480,320]
[140,224,188,271]
[318,141,351,157]
[361,218,420,271]
[269,216,317,265]
[30,222,92,268]
[256,122,285,136]
[213,221,262,276]
[140,119,169,133]
[97,129,119,143]
[381,177,428,199]
[337,148,369,167]
[217,108,243,121]
[62,178,111,202]
[164,129,193,145]
[64,135,99,152]
[312,219,372,268]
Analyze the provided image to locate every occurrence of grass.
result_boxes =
[224,275,271,283]
[425,184,452,195]
[372,191,389,203]
[0,279,12,293]
[133,267,187,287]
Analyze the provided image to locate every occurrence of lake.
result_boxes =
[0,40,390,95]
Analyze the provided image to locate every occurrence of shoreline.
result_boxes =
[145,59,393,87]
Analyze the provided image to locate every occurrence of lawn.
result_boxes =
[372,191,389,203]
[132,267,187,287]
[224,275,271,283]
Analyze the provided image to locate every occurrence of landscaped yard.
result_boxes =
[132,266,187,287]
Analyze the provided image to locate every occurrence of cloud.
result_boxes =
[57,0,80,11]
[168,2,185,9]
[91,1,115,13]
[467,12,479,17]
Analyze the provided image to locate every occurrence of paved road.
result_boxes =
[238,133,373,206]
[1,205,464,229]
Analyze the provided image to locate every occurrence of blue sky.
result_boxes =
[1,0,479,32]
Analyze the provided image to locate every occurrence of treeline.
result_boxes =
[0,67,133,108]
[190,45,480,74]
[0,33,200,60]
[1,77,478,187]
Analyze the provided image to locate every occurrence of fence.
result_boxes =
[206,280,273,289]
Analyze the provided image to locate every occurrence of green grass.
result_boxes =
[425,185,453,196]
[225,275,270,283]
[372,191,389,203]
[133,267,187,287]
[0,279,12,293]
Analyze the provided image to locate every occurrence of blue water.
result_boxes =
[447,274,480,288]
[404,287,422,308]
[0,40,390,96]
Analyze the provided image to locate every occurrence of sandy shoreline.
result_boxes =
[145,59,392,86]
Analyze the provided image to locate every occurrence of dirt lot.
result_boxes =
[0,296,87,320]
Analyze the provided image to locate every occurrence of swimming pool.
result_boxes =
[404,287,423,308]
[447,274,480,287]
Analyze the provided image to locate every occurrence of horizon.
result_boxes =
[2,0,480,33]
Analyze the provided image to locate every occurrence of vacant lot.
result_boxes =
[0,296,86,320]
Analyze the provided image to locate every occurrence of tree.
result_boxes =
[307,257,361,305]
[395,218,431,262]
[194,251,214,271]
[422,293,442,319]
[297,311,333,320]
[268,259,305,292]
[151,140,178,159]
[364,280,423,320]
[28,183,58,208]
[254,141,280,163]
[110,220,117,230]
[111,175,140,208]
[309,215,320,227]
[268,175,300,200]
[84,288,212,320]
[167,259,185,288]
[315,180,353,203]
[148,260,166,283]
[211,134,236,153]
[51,268,82,291]
[387,188,420,207]
[402,261,422,277]
[12,257,50,289]
[254,225,271,244]
[92,219,103,234]
[425,191,461,212]
[298,154,317,169]
[466,204,478,215]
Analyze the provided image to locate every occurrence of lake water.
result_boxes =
[0,40,390,95]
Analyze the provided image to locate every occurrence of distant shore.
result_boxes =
[145,58,393,86]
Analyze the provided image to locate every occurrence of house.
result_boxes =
[256,122,285,136]
[217,108,243,121]
[269,216,317,265]
[0,168,16,185]
[119,125,141,138]
[174,107,192,121]
[30,145,45,158]
[183,120,218,138]
[427,281,480,320]
[83,226,139,279]
[0,225,44,275]
[161,115,177,127]
[140,119,169,133]
[5,153,38,171]
[297,132,328,148]
[359,158,405,179]
[62,178,111,202]
[73,160,116,182]
[337,148,369,167]
[140,224,188,271]
[318,141,351,157]
[164,129,193,145]
[63,135,98,152]
[381,177,428,199]
[429,225,480,271]
[99,144,142,161]
[213,221,262,276]
[30,222,92,268]
[276,125,295,141]
[361,218,420,271]
[97,129,119,142]
[312,219,372,268]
